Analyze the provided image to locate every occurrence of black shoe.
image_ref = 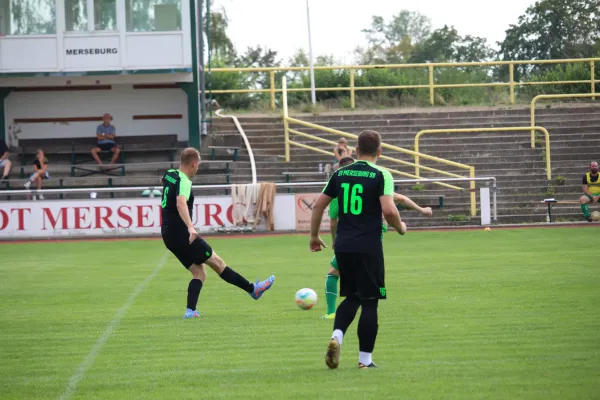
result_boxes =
[588,217,593,223]
[358,362,378,369]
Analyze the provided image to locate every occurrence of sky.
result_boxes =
[214,0,538,64]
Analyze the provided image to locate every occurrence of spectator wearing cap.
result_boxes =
[91,113,121,166]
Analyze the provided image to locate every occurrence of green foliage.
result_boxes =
[208,56,255,109]
[556,175,566,186]
[544,185,557,197]
[206,2,600,111]
[410,25,495,64]
[358,11,432,64]
[523,62,600,97]
[411,184,425,191]
[447,214,470,222]
[498,0,600,79]
[205,2,236,61]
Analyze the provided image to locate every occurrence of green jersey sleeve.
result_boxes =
[380,169,394,196]
[328,199,339,219]
[178,172,192,200]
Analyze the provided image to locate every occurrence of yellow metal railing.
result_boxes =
[414,127,552,184]
[530,93,598,143]
[212,57,600,109]
[282,77,479,216]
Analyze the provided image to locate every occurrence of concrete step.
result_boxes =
[231,123,600,140]
[210,106,600,125]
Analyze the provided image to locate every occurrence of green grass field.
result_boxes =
[0,228,599,399]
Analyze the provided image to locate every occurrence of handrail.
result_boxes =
[530,93,598,144]
[286,117,473,171]
[281,76,479,216]
[0,176,497,196]
[414,126,552,180]
[287,129,462,191]
[215,109,257,184]
[211,57,600,109]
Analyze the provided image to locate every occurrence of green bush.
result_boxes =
[447,214,470,222]
[523,62,599,97]
[208,58,600,111]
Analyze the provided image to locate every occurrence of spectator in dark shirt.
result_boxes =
[0,139,12,181]
[24,149,50,198]
[91,113,121,166]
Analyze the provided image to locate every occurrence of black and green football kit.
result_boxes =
[328,199,388,270]
[322,160,394,300]
[161,169,213,269]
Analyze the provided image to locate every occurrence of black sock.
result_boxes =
[219,266,254,293]
[187,279,203,311]
[358,298,379,353]
[333,296,361,334]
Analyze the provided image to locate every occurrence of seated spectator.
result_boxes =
[0,138,12,181]
[580,161,600,222]
[24,149,50,199]
[332,138,353,170]
[91,113,121,166]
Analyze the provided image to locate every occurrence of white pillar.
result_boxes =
[56,0,65,71]
[306,0,316,106]
[480,187,491,226]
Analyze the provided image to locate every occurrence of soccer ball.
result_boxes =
[592,211,600,221]
[295,288,318,310]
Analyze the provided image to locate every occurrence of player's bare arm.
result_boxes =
[176,195,198,243]
[381,195,407,235]
[393,192,433,216]
[310,193,332,251]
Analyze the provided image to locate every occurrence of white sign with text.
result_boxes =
[0,195,296,238]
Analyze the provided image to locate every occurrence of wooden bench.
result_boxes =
[18,135,181,177]
[542,198,582,223]
[208,146,240,161]
[0,160,234,199]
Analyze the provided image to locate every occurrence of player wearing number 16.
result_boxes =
[309,130,407,370]
[160,148,275,319]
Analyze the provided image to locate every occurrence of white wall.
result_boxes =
[6,85,188,141]
[0,0,192,73]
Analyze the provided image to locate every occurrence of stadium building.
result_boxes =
[0,0,205,148]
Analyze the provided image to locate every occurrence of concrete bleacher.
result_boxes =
[210,103,600,226]
[3,131,251,200]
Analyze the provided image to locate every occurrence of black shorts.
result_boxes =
[98,142,117,151]
[162,229,214,269]
[335,251,386,300]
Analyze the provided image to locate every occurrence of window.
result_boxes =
[0,0,56,35]
[126,0,181,32]
[65,0,87,32]
[94,0,116,31]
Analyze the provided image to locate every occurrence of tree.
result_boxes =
[359,10,432,64]
[205,3,236,62]
[498,0,600,77]
[410,25,494,63]
[235,45,281,94]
